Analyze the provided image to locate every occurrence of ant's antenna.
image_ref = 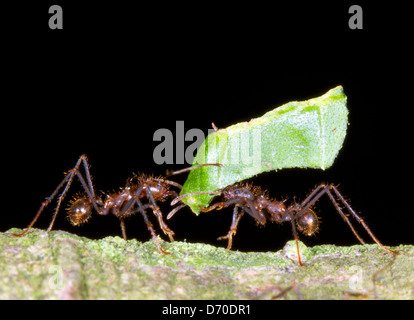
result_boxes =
[167,163,222,177]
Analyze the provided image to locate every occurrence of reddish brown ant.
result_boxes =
[170,182,397,265]
[13,154,221,255]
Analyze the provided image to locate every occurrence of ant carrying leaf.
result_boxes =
[171,182,397,265]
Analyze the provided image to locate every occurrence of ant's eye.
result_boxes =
[149,184,162,193]
[233,188,245,196]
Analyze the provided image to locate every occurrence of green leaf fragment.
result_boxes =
[181,86,348,214]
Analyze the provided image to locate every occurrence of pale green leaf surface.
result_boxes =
[181,86,348,214]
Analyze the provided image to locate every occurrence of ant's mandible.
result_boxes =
[13,154,221,255]
[171,182,397,265]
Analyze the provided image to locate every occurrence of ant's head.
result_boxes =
[223,184,255,201]
[147,180,174,201]
[67,197,93,226]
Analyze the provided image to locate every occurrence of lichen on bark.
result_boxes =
[1,228,413,299]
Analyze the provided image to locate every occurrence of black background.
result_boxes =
[2,1,412,252]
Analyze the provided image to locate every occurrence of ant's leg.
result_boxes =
[300,184,326,208]
[12,170,75,237]
[298,183,366,245]
[13,154,99,237]
[120,218,127,240]
[135,199,170,255]
[117,186,144,218]
[77,154,97,199]
[329,185,397,255]
[299,183,396,254]
[287,210,303,266]
[198,197,244,213]
[145,189,175,242]
[118,204,153,241]
[217,205,244,249]
[47,155,101,231]
[245,199,266,224]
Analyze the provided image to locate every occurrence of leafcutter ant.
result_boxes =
[13,154,221,254]
[170,182,397,265]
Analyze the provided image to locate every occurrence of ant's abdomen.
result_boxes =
[296,209,319,236]
[67,197,93,226]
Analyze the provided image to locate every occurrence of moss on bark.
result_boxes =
[1,228,412,299]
